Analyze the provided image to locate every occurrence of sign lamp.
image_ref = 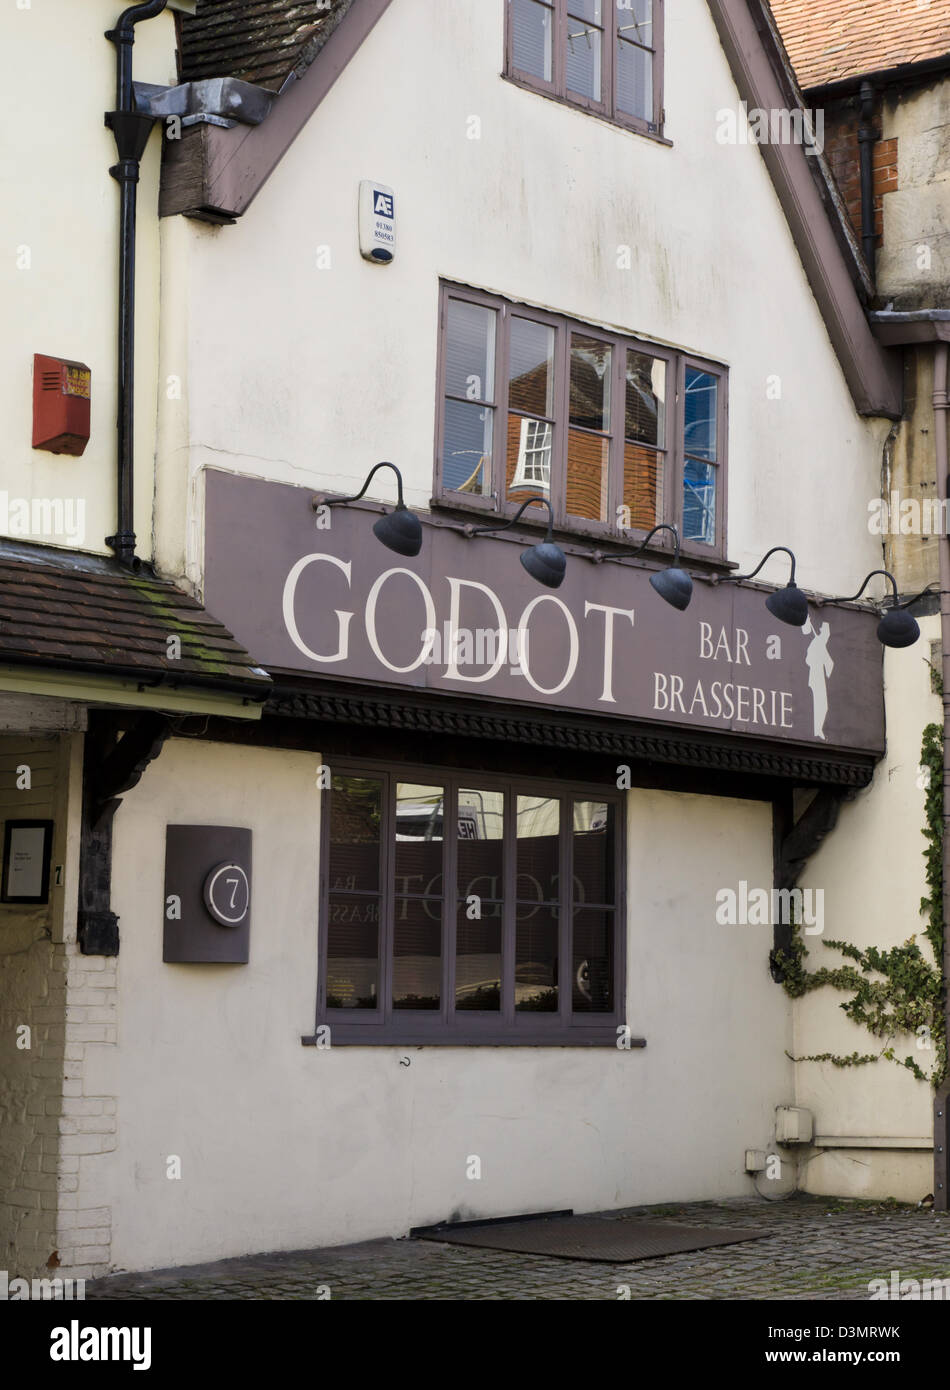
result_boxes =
[591,523,693,611]
[313,462,422,557]
[719,546,810,627]
[831,569,921,648]
[462,496,567,589]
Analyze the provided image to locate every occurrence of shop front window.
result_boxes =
[319,766,624,1044]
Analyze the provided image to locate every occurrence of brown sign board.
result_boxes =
[204,469,885,756]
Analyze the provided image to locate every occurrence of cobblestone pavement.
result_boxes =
[85,1196,950,1301]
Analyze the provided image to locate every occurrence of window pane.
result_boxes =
[570,335,611,430]
[329,775,382,893]
[509,317,555,417]
[394,784,444,896]
[567,429,610,522]
[507,415,553,503]
[617,0,653,44]
[683,459,717,545]
[566,16,602,100]
[684,368,718,460]
[393,898,441,1010]
[517,794,560,903]
[616,36,652,122]
[458,789,504,904]
[625,351,665,448]
[516,907,559,1011]
[326,894,379,1009]
[512,0,553,80]
[573,909,614,1012]
[442,399,493,495]
[456,900,502,1011]
[622,443,661,531]
[570,0,603,20]
[444,299,495,402]
[573,801,615,906]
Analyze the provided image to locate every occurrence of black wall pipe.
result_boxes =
[857,80,879,283]
[104,0,168,569]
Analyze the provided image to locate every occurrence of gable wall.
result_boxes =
[154,0,892,598]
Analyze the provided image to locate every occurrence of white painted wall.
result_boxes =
[795,612,942,1201]
[153,0,889,599]
[0,0,176,559]
[103,741,783,1269]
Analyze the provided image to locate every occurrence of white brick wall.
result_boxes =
[53,940,118,1280]
[0,733,119,1283]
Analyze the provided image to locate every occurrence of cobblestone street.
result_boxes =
[86,1196,950,1301]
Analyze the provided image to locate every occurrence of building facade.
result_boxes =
[1,0,941,1282]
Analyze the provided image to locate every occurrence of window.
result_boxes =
[317,765,626,1044]
[505,0,665,137]
[436,284,727,556]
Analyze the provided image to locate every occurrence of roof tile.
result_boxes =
[771,0,950,89]
[178,0,354,90]
[0,546,271,696]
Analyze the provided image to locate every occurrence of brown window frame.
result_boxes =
[433,283,728,561]
[308,759,633,1047]
[504,0,666,141]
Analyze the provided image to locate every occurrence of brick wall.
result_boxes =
[0,731,117,1284]
[0,737,64,1280]
[823,97,898,252]
[53,940,118,1279]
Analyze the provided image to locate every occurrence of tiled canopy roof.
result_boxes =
[0,544,271,696]
[770,0,950,90]
[178,0,353,90]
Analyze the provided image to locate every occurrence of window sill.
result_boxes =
[428,495,736,575]
[302,1029,646,1048]
[502,72,672,148]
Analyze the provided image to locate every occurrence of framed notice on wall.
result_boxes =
[1,820,54,904]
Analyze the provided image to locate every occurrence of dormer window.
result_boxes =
[505,0,665,138]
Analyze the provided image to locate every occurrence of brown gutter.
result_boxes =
[934,340,950,1208]
[804,53,950,103]
[706,0,902,418]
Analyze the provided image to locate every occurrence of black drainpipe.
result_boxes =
[857,80,879,284]
[104,0,168,570]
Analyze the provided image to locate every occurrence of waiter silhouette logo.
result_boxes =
[801,618,833,739]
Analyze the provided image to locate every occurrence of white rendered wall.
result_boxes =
[795,613,942,1201]
[102,740,784,1270]
[0,0,176,559]
[154,0,890,599]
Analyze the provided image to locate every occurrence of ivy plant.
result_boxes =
[774,720,945,1087]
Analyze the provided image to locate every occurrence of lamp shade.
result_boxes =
[520,540,567,589]
[373,503,422,557]
[766,582,809,627]
[877,608,920,649]
[650,566,693,611]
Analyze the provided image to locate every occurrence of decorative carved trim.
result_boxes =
[269,688,876,788]
[78,711,173,956]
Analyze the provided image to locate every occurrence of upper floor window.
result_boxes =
[435,283,727,557]
[505,0,665,137]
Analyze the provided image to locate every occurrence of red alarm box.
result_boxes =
[32,354,91,456]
